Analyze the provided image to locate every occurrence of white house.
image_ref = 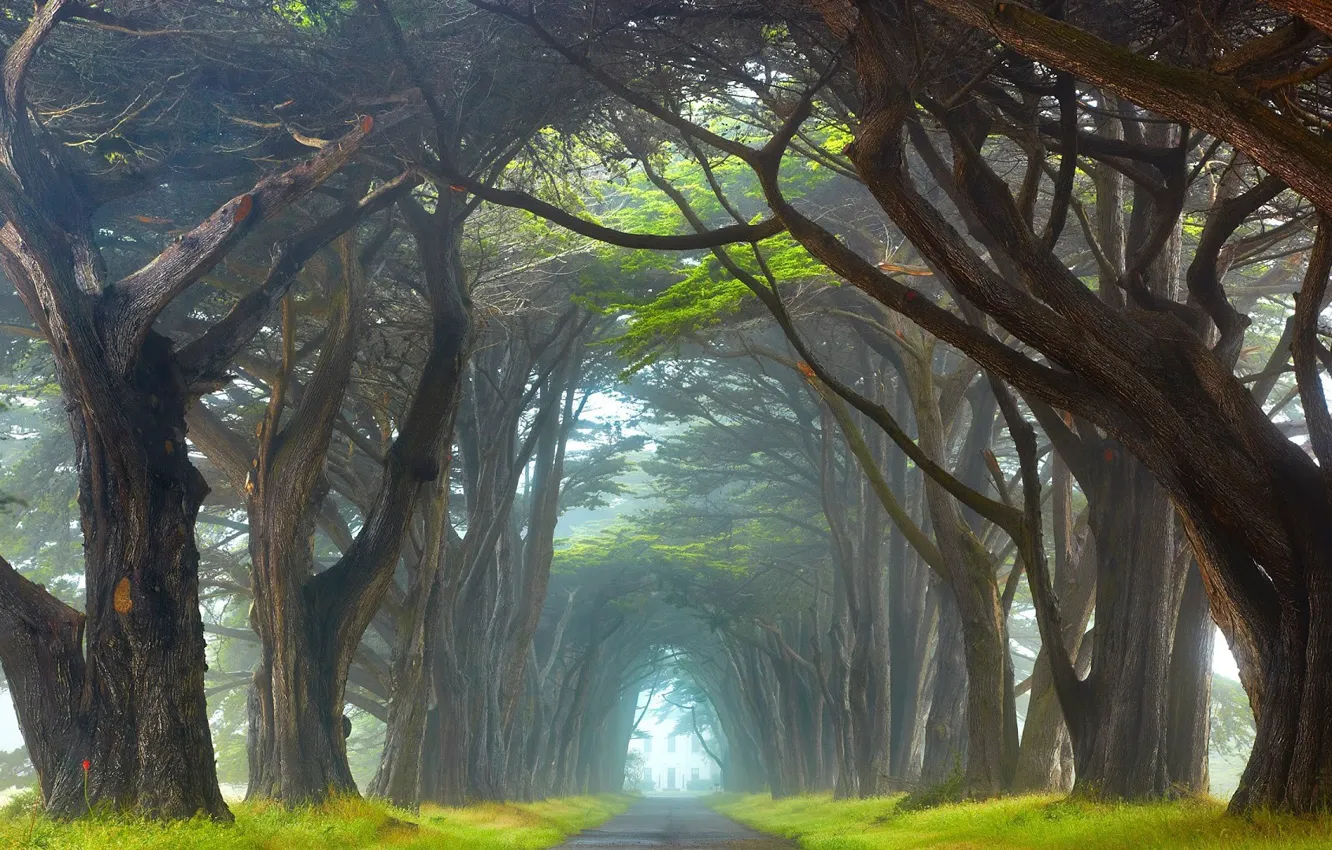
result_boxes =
[627,698,720,792]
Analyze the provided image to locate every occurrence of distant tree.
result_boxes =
[623,749,647,790]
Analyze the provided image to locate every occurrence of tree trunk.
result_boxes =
[886,454,930,781]
[421,646,471,805]
[0,11,383,811]
[246,624,354,801]
[236,215,464,805]
[905,354,1011,796]
[801,3,1332,813]
[921,584,968,785]
[1015,471,1095,793]
[1071,454,1185,799]
[1166,560,1213,794]
[371,474,452,807]
[0,333,230,819]
[1015,656,1074,793]
[1198,477,1332,813]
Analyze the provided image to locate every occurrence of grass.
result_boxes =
[0,789,630,850]
[710,791,1332,849]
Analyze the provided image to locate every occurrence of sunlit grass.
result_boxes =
[0,789,630,849]
[710,791,1332,849]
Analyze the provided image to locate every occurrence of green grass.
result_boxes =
[710,791,1332,848]
[0,790,630,849]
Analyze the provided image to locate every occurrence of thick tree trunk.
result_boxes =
[0,561,84,806]
[1171,469,1332,813]
[886,464,931,781]
[83,352,228,819]
[1212,483,1332,813]
[246,633,354,801]
[763,0,1332,814]
[1070,455,1185,799]
[371,476,451,807]
[0,334,229,819]
[421,652,471,806]
[1015,657,1074,793]
[905,356,1011,796]
[921,585,968,785]
[819,420,892,798]
[244,443,360,802]
[1166,561,1213,794]
[0,10,384,814]
[240,271,363,804]
[239,220,463,805]
[822,626,858,799]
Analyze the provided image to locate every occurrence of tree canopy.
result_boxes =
[0,0,1327,825]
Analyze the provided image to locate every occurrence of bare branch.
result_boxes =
[929,0,1332,213]
[1291,215,1332,486]
[176,172,418,391]
[427,164,786,250]
[3,0,71,118]
[106,115,381,369]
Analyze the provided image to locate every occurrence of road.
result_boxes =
[557,795,794,849]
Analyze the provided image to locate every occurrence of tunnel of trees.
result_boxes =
[0,0,1325,822]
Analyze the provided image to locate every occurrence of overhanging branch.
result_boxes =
[107,115,381,370]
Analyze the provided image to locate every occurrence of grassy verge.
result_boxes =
[0,790,630,850]
[710,792,1332,849]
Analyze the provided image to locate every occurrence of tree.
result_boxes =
[453,0,1326,812]
[187,215,464,804]
[0,1,409,818]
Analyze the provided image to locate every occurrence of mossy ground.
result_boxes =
[710,791,1332,849]
[0,790,629,849]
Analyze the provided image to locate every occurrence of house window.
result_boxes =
[667,735,676,753]
[690,736,698,753]
[667,767,676,789]
[642,737,651,754]
[644,767,652,785]
[691,767,700,781]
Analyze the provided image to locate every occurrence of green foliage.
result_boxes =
[0,421,81,604]
[1210,675,1256,760]
[0,793,630,850]
[271,0,355,28]
[711,792,1332,849]
[0,788,38,819]
[567,132,838,374]
[0,749,35,792]
[623,750,647,791]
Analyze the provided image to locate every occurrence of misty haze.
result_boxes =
[0,1,1328,848]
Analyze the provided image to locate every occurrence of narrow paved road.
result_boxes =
[558,796,794,849]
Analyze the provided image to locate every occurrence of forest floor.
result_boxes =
[710,792,1332,848]
[0,791,629,849]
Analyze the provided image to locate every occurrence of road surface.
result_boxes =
[557,795,794,849]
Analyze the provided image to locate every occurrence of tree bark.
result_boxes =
[0,335,230,819]
[1167,561,1214,794]
[921,584,968,785]
[902,349,1012,796]
[370,480,451,808]
[0,2,387,817]
[886,427,931,781]
[1078,456,1184,797]
[1013,533,1095,792]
